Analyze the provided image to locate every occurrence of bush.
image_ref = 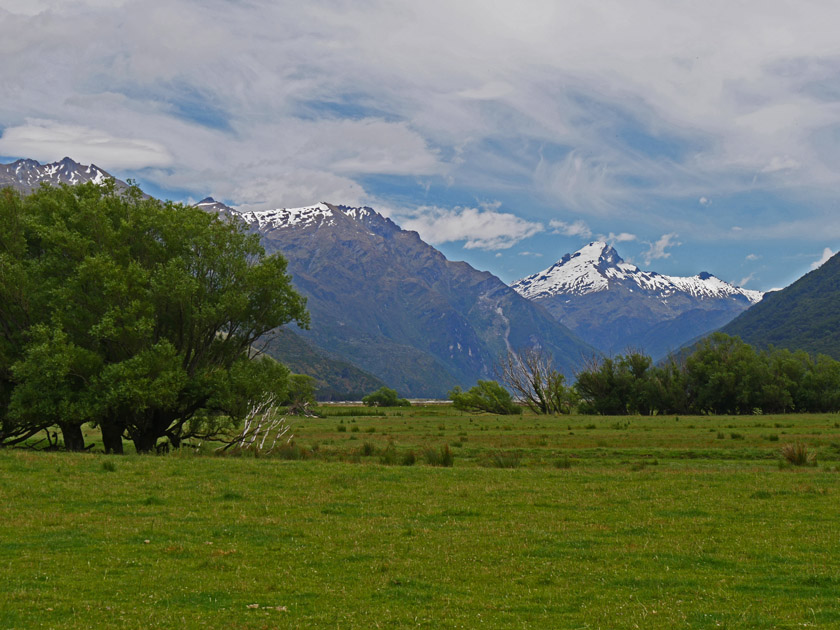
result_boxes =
[780,442,817,467]
[362,387,411,408]
[449,381,521,415]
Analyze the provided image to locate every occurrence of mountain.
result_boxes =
[258,328,387,401]
[200,199,595,397]
[0,157,121,195]
[512,241,763,359]
[720,251,840,358]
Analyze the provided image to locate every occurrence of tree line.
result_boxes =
[450,334,840,415]
[0,182,308,452]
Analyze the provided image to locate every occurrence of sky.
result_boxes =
[1,0,839,291]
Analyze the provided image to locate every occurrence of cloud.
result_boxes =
[399,205,543,250]
[549,219,592,239]
[811,247,836,270]
[0,120,172,170]
[518,251,543,257]
[699,197,711,206]
[746,253,759,261]
[643,233,681,265]
[600,232,637,244]
[738,272,756,287]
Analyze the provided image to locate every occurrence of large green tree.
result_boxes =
[0,182,308,452]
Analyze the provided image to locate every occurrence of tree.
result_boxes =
[498,347,577,414]
[449,380,521,415]
[362,387,410,407]
[0,182,308,452]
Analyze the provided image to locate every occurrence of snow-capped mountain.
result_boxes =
[0,157,116,194]
[514,241,763,303]
[202,198,594,396]
[512,241,764,358]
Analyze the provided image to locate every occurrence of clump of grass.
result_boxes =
[730,433,744,440]
[360,442,377,457]
[423,444,454,467]
[366,427,376,433]
[766,434,780,442]
[275,442,305,460]
[350,426,360,433]
[101,460,117,473]
[716,432,725,439]
[780,442,817,467]
[483,450,522,469]
[337,424,347,433]
[401,450,416,466]
[379,443,399,465]
[554,455,572,469]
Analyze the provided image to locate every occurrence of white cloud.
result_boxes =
[549,219,592,239]
[0,120,172,169]
[600,231,637,244]
[643,233,681,264]
[738,272,756,287]
[746,253,759,261]
[811,247,835,270]
[518,251,543,257]
[399,206,543,250]
[699,196,711,206]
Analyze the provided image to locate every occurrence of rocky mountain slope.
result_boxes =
[0,157,120,194]
[200,199,595,397]
[513,241,763,358]
[721,250,840,358]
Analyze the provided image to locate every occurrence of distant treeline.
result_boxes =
[575,333,840,415]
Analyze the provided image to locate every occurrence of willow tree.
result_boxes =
[0,181,308,452]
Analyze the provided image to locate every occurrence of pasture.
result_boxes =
[2,406,839,629]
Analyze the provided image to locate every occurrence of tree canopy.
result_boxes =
[449,380,521,415]
[362,387,411,407]
[0,182,308,452]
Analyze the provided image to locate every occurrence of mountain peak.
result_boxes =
[0,157,114,194]
[512,241,762,304]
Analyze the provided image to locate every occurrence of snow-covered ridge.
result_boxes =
[513,241,763,304]
[205,200,378,231]
[2,157,110,190]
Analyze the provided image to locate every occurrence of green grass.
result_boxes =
[2,407,840,628]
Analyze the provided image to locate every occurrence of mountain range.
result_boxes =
[512,241,763,358]
[198,198,594,397]
[8,157,818,397]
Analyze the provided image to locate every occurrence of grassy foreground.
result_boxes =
[2,408,840,629]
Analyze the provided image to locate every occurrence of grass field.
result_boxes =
[2,407,840,629]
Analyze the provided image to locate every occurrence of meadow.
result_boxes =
[2,406,840,629]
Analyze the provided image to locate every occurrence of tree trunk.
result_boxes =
[59,422,85,452]
[100,422,125,455]
[132,431,158,454]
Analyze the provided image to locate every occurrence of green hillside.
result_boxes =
[721,251,840,358]
[261,328,386,400]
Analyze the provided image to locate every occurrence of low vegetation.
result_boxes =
[2,406,840,629]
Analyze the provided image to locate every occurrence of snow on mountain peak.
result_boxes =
[221,202,383,231]
[512,242,763,304]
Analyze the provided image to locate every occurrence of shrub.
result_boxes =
[401,450,416,466]
[449,381,521,415]
[780,442,817,467]
[362,387,411,407]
